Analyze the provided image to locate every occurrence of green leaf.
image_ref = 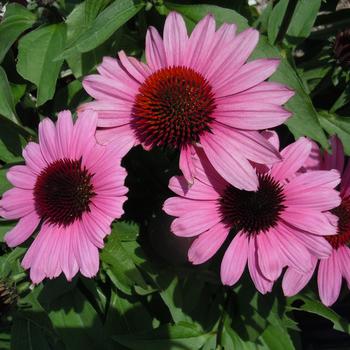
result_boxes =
[113,221,139,242]
[0,167,11,195]
[84,0,112,24]
[0,118,27,163]
[289,294,350,334]
[251,37,329,149]
[101,228,148,294]
[164,2,248,32]
[0,67,19,124]
[17,24,66,106]
[0,4,36,63]
[48,289,106,350]
[11,317,53,350]
[113,322,210,350]
[285,0,322,45]
[318,110,350,155]
[0,222,15,242]
[267,0,288,44]
[58,0,144,59]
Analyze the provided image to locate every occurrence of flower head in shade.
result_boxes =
[283,136,350,306]
[80,12,294,191]
[0,111,128,284]
[163,133,341,293]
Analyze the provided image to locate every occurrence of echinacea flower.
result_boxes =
[80,12,294,190]
[163,133,341,293]
[0,111,128,284]
[283,136,350,306]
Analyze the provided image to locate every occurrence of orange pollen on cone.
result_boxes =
[131,66,216,149]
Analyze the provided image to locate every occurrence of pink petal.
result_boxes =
[164,197,217,217]
[318,252,342,306]
[281,209,338,236]
[261,130,280,150]
[256,229,284,281]
[22,142,47,174]
[56,110,74,158]
[83,74,138,102]
[200,131,258,191]
[211,123,281,164]
[72,110,97,158]
[38,118,58,163]
[300,140,322,172]
[171,206,221,237]
[146,27,166,71]
[0,188,34,219]
[60,226,79,281]
[226,82,294,105]
[338,246,350,289]
[189,222,229,265]
[274,223,313,273]
[6,165,36,189]
[221,232,248,286]
[179,145,196,184]
[168,175,221,200]
[215,103,291,130]
[163,12,188,67]
[271,137,312,181]
[81,213,106,248]
[185,14,216,71]
[207,28,259,83]
[247,237,274,294]
[91,196,125,219]
[217,59,280,97]
[4,211,40,247]
[95,124,137,149]
[282,260,317,297]
[118,50,150,84]
[323,136,344,173]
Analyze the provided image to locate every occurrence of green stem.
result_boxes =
[275,0,299,45]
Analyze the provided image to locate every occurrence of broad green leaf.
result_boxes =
[267,0,288,44]
[113,322,210,350]
[10,83,26,105]
[48,289,106,350]
[0,67,18,124]
[330,85,350,112]
[0,4,36,63]
[11,317,53,350]
[17,24,66,106]
[0,167,11,195]
[164,2,248,31]
[84,0,112,24]
[261,323,295,350]
[285,0,322,45]
[318,110,350,155]
[58,0,144,59]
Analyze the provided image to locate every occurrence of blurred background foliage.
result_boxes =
[0,0,350,349]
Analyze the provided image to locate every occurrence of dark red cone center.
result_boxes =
[219,173,286,236]
[326,196,350,249]
[132,66,216,149]
[34,158,95,227]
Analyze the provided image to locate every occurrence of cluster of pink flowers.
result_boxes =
[1,12,349,306]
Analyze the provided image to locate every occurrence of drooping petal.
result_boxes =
[318,252,342,306]
[282,260,317,297]
[4,211,40,247]
[221,231,248,286]
[146,27,167,71]
[38,117,58,163]
[179,145,196,184]
[56,110,74,158]
[189,222,229,265]
[200,131,258,191]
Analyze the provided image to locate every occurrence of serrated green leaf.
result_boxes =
[58,0,144,59]
[17,24,66,106]
[113,322,210,350]
[318,110,350,155]
[112,221,139,242]
[0,4,36,63]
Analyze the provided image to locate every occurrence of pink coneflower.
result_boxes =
[283,137,350,306]
[163,134,341,293]
[80,12,294,190]
[0,111,128,284]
